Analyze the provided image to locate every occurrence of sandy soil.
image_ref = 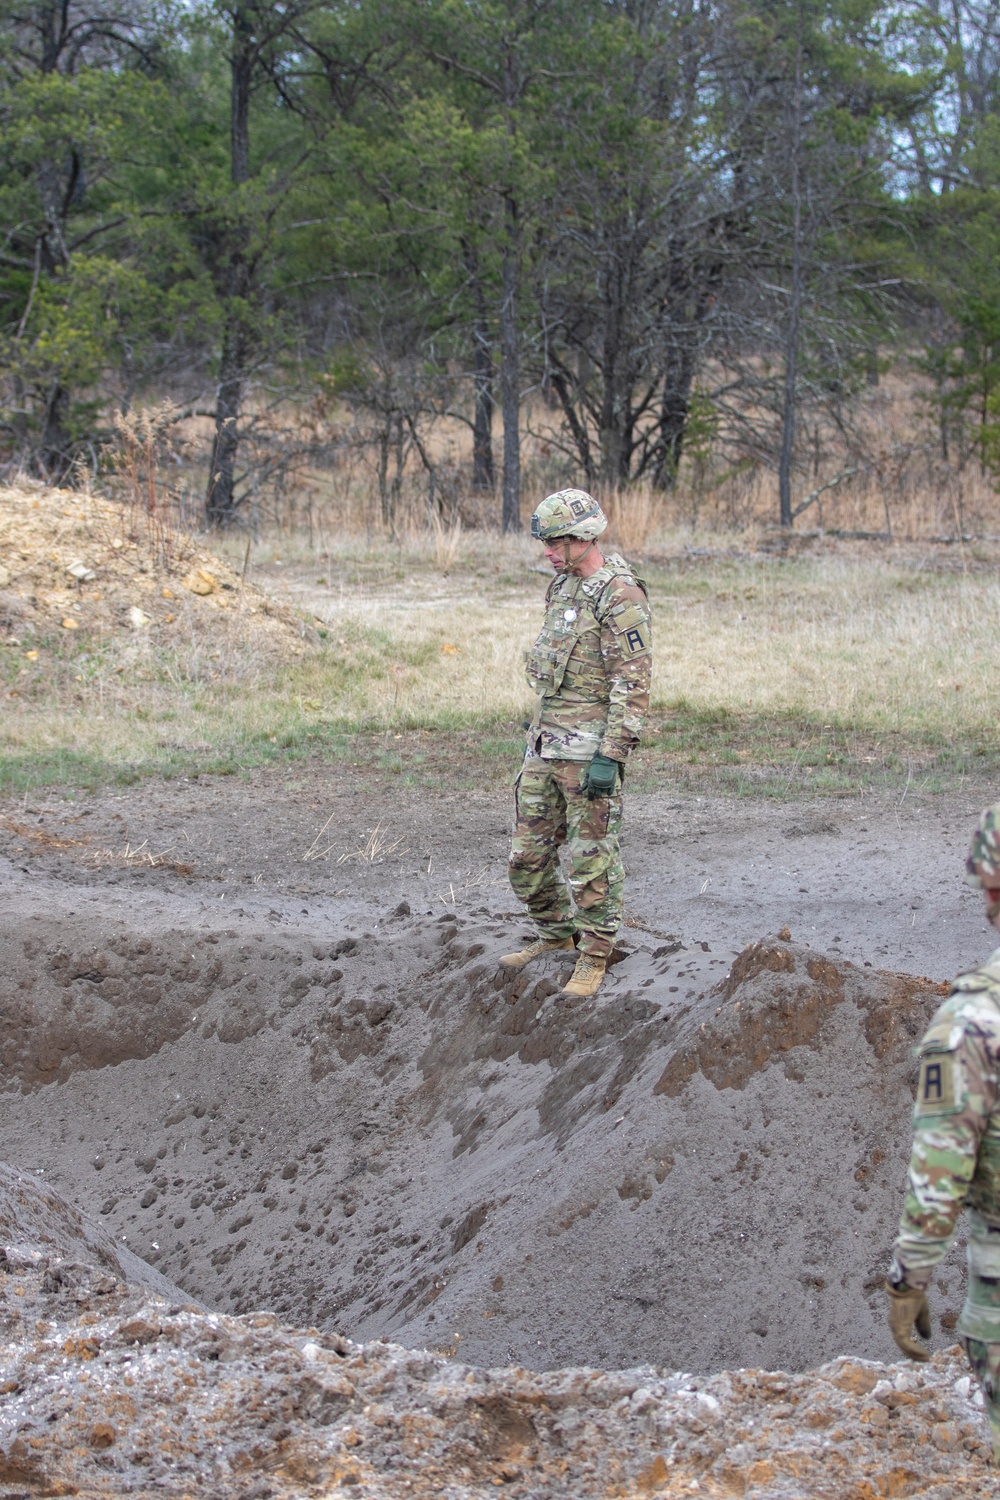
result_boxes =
[1,769,996,1386]
[0,483,306,651]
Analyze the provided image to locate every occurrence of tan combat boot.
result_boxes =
[562,953,607,998]
[499,936,575,971]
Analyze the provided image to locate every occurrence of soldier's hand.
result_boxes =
[584,754,619,799]
[885,1280,932,1361]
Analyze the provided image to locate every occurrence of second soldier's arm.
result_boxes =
[890,1008,997,1289]
[597,584,651,762]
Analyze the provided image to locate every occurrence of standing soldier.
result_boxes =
[501,489,652,999]
[887,804,1000,1461]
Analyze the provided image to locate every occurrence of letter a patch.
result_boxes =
[623,625,648,656]
[915,1051,957,1116]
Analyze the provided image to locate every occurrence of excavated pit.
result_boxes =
[0,1166,991,1498]
[0,890,958,1377]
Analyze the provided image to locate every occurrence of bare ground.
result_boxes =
[0,1166,991,1498]
[0,768,996,1384]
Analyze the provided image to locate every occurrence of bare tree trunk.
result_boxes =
[499,196,520,532]
[378,423,390,525]
[462,239,495,492]
[39,380,70,480]
[778,41,804,530]
[206,315,249,526]
[32,14,72,479]
[598,290,624,486]
[597,226,632,487]
[550,368,596,486]
[654,332,697,488]
[206,8,254,528]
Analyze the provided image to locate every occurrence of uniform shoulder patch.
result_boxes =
[914,1016,965,1117]
[915,1051,958,1115]
[611,603,647,632]
[921,1013,961,1043]
[621,621,650,656]
[605,600,650,657]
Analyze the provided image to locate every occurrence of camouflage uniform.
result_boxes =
[889,953,1000,1457]
[509,553,651,959]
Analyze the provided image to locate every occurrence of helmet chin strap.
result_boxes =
[554,536,594,572]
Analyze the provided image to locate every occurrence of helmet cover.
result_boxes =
[530,489,608,542]
[966,805,1000,889]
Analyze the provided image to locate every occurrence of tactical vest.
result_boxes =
[524,554,647,703]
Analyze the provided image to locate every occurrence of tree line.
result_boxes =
[3,0,1000,530]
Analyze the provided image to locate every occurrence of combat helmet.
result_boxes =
[530,489,608,542]
[965,804,1000,916]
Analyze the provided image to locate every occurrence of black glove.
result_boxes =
[584,754,619,800]
[886,1279,932,1361]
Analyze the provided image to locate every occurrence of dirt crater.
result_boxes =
[0,883,959,1376]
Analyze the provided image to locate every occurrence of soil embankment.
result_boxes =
[0,874,959,1376]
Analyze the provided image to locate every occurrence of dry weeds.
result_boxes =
[281,539,1000,744]
[4,474,1000,793]
[302,817,406,864]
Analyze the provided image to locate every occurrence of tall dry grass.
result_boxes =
[5,520,1000,789]
[287,547,1000,743]
[180,366,1000,551]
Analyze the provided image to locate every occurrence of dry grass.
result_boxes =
[278,540,1000,742]
[219,365,1000,543]
[5,472,1000,794]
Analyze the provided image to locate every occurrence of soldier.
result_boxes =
[500,489,651,1000]
[887,804,1000,1460]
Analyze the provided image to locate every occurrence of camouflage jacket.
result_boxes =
[890,950,1000,1295]
[524,553,651,763]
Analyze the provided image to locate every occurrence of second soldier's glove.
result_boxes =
[886,1279,932,1361]
[584,754,619,800]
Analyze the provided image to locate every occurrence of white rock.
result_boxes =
[954,1375,971,1400]
[128,606,151,629]
[301,1341,322,1362]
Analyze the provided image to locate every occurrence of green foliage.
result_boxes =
[0,0,996,505]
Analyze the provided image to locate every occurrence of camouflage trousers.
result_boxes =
[960,1242,1000,1461]
[962,1339,1000,1461]
[508,751,624,959]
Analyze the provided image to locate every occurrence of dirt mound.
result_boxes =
[0,882,960,1377]
[0,482,307,655]
[0,1189,992,1499]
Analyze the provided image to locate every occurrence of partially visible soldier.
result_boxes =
[887,804,1000,1461]
[500,489,651,999]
